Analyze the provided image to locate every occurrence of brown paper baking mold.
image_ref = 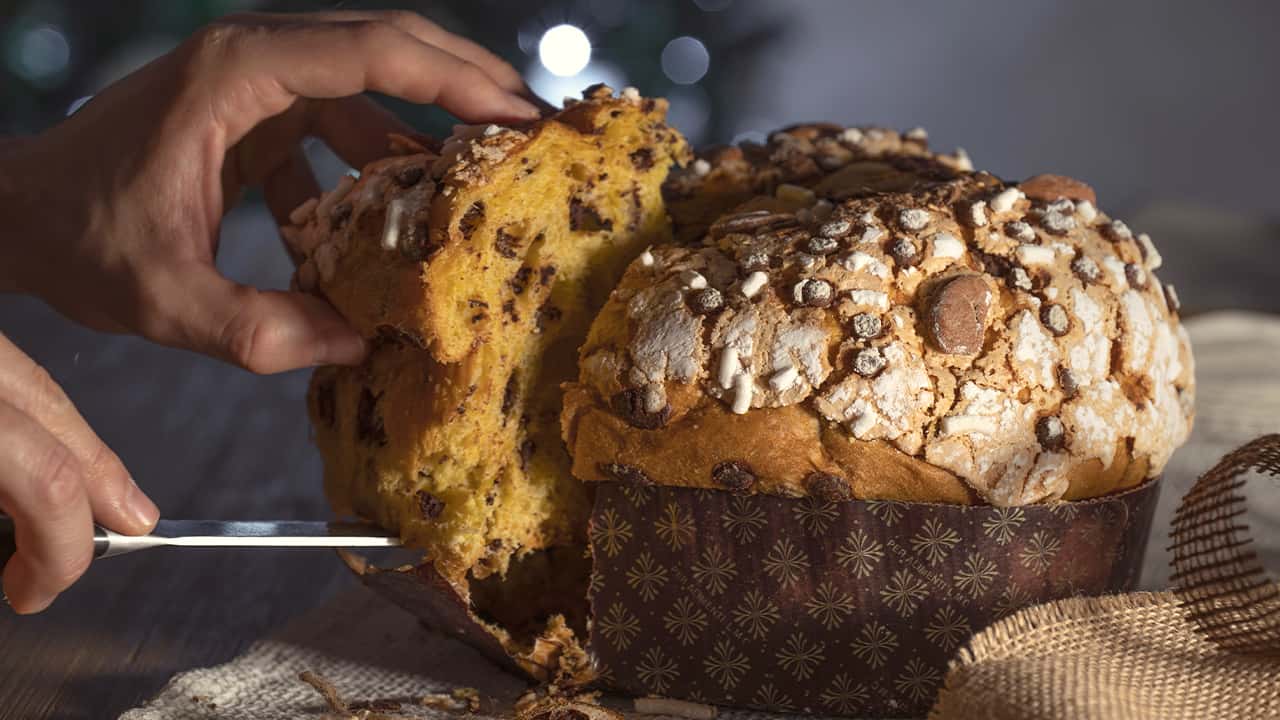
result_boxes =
[587,479,1159,718]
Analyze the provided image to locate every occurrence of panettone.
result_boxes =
[295,95,1194,698]
[286,85,689,594]
[563,125,1194,506]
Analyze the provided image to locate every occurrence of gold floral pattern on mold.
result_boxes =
[654,502,696,550]
[590,506,633,558]
[703,638,751,691]
[690,544,737,596]
[586,483,1157,718]
[662,596,709,646]
[805,580,856,630]
[776,631,827,681]
[910,517,961,565]
[625,551,668,602]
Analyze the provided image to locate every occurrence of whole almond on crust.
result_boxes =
[804,471,853,501]
[1017,174,1097,205]
[712,460,757,491]
[926,274,991,355]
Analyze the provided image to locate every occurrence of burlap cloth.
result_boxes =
[122,312,1280,719]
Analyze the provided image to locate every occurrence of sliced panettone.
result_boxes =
[288,84,688,363]
[565,146,1194,507]
[289,85,688,679]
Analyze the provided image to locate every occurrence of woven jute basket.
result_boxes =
[930,434,1280,719]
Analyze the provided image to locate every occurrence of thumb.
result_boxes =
[153,265,366,374]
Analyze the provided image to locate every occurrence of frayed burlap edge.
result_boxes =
[930,435,1280,720]
[1170,433,1280,655]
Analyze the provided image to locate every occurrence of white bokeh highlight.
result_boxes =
[661,36,710,85]
[538,24,592,77]
[11,24,70,86]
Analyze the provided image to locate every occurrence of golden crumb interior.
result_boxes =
[305,91,689,596]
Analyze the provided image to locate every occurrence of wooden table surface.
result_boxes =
[0,205,1277,720]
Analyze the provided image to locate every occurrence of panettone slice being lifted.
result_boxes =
[282,85,689,680]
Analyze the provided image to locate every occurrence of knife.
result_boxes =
[0,515,400,565]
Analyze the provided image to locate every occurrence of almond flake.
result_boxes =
[939,414,997,437]
[990,187,1025,214]
[1015,244,1056,266]
[769,365,800,392]
[740,271,769,298]
[731,373,753,414]
[930,232,965,260]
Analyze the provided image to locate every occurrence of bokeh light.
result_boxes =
[538,24,592,77]
[660,36,710,85]
[9,23,71,88]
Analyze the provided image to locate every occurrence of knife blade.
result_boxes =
[0,515,400,565]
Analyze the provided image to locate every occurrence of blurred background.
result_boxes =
[0,1,1277,715]
[3,0,1278,310]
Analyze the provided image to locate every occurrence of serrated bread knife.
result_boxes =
[0,515,400,565]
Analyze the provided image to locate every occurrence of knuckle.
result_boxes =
[84,442,129,498]
[25,363,70,415]
[186,17,261,68]
[188,21,239,60]
[455,60,489,85]
[218,294,275,375]
[123,273,175,345]
[32,442,84,511]
[221,315,259,373]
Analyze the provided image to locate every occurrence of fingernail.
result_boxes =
[126,478,160,530]
[319,332,367,367]
[506,94,542,120]
[522,88,558,116]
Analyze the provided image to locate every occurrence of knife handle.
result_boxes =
[0,516,110,570]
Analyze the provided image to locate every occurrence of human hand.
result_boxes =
[0,333,160,614]
[0,9,542,373]
[0,11,543,612]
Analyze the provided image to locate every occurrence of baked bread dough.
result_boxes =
[289,85,690,580]
[664,124,972,244]
[297,108,1195,689]
[564,126,1193,506]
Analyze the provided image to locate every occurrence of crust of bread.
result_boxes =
[562,384,976,503]
[568,125,1194,506]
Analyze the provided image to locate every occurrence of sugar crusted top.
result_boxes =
[580,152,1194,506]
